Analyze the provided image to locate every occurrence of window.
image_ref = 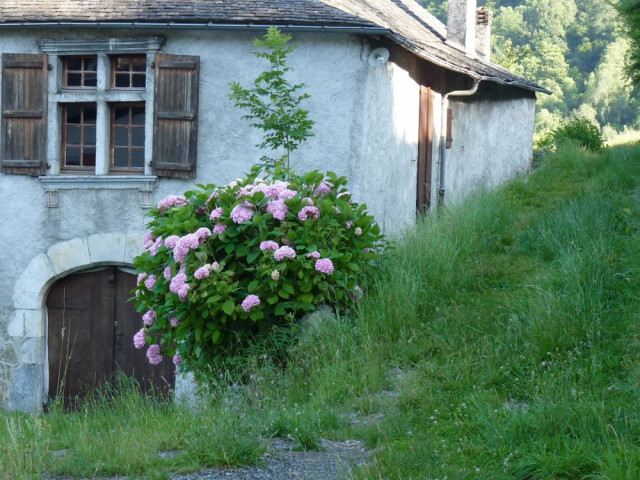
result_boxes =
[62,104,97,169]
[62,56,97,88]
[2,38,200,180]
[111,55,146,89]
[111,104,145,171]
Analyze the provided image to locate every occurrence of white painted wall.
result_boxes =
[444,94,536,202]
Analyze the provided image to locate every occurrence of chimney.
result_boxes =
[475,7,492,61]
[447,0,476,56]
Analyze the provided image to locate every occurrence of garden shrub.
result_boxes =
[551,116,605,152]
[132,166,383,375]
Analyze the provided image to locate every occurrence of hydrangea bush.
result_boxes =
[132,167,383,373]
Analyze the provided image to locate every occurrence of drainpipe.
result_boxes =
[438,78,481,206]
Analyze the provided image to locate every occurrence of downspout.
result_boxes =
[438,78,481,206]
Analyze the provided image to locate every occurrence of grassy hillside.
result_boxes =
[3,141,640,479]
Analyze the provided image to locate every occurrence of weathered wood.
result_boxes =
[153,53,199,179]
[47,268,174,408]
[417,86,434,213]
[1,53,48,176]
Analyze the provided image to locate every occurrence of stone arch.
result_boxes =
[7,231,143,411]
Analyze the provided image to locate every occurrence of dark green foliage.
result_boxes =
[418,0,638,135]
[617,0,640,84]
[550,116,605,152]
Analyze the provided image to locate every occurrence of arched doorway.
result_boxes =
[46,266,174,406]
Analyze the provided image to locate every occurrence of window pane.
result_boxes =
[131,127,145,147]
[67,73,82,87]
[115,74,130,88]
[83,148,96,167]
[131,107,145,125]
[66,126,82,145]
[84,73,97,87]
[114,127,129,146]
[66,105,82,124]
[115,57,130,72]
[132,74,146,88]
[65,147,80,166]
[67,58,82,70]
[84,57,97,71]
[114,107,129,125]
[113,148,128,167]
[131,57,146,72]
[83,106,97,123]
[131,149,144,168]
[84,127,96,145]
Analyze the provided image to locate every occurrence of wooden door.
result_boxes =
[417,86,435,213]
[47,267,174,407]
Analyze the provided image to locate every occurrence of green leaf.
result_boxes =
[283,282,295,294]
[211,329,221,344]
[222,300,235,315]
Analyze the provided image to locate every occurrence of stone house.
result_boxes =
[0,0,546,411]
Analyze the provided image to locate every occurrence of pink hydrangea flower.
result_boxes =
[213,223,227,234]
[142,310,156,326]
[345,221,353,229]
[133,329,146,349]
[278,188,298,200]
[173,233,199,262]
[137,272,148,286]
[315,258,334,275]
[211,261,220,272]
[164,235,180,249]
[173,352,182,366]
[169,316,181,328]
[150,237,163,256]
[337,191,352,199]
[298,206,320,221]
[231,204,255,223]
[194,265,211,279]
[195,227,212,242]
[157,194,188,211]
[363,248,371,254]
[266,200,288,220]
[143,232,154,250]
[302,197,315,206]
[274,246,296,261]
[146,344,162,365]
[314,181,332,196]
[209,207,223,221]
[307,251,321,259]
[164,265,172,280]
[241,294,261,312]
[144,274,156,291]
[170,273,190,301]
[260,240,279,251]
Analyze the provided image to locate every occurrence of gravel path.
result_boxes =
[45,438,371,480]
[170,438,370,480]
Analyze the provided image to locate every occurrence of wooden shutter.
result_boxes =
[153,54,199,179]
[417,86,435,213]
[1,53,48,176]
[446,108,453,149]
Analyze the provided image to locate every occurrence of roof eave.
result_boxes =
[386,32,550,94]
[0,19,389,35]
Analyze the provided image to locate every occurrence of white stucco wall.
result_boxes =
[444,94,536,202]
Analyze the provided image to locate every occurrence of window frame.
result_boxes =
[38,37,163,177]
[61,55,98,90]
[60,102,98,171]
[110,54,147,90]
[109,102,146,173]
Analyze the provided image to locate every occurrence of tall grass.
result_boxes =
[2,142,640,479]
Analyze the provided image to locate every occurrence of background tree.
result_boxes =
[417,0,640,138]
